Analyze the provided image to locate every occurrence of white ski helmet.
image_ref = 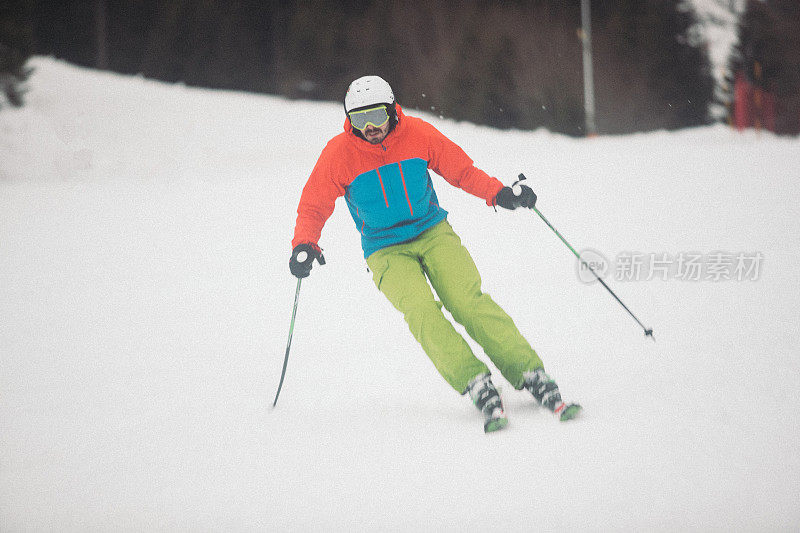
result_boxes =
[344,75,395,113]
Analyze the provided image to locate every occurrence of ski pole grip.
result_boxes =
[295,245,325,267]
[513,173,528,195]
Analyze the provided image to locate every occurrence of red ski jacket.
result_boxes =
[292,104,504,258]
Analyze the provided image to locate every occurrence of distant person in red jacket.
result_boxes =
[290,75,580,432]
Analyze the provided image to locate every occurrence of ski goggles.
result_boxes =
[348,105,390,131]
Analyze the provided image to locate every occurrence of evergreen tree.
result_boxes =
[592,0,714,133]
[0,0,34,107]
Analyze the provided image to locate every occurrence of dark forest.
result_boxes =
[2,1,798,134]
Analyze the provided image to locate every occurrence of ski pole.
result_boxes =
[517,173,654,340]
[273,276,302,407]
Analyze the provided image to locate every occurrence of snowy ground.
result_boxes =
[2,58,800,531]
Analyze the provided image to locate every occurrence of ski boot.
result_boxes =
[522,368,582,421]
[466,373,508,433]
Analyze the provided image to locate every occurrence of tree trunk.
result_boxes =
[95,0,108,69]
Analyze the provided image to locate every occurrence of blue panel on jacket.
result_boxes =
[345,157,448,258]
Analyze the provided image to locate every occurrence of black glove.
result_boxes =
[494,184,537,210]
[289,243,326,278]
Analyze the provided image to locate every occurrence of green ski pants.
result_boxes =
[365,220,544,394]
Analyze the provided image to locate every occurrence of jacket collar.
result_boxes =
[343,104,407,151]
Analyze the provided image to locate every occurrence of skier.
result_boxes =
[290,75,580,432]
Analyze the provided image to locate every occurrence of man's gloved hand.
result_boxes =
[494,184,537,210]
[289,243,326,278]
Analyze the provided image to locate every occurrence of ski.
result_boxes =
[484,413,509,433]
[555,402,582,421]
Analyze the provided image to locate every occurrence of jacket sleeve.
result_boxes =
[292,143,346,250]
[423,122,504,206]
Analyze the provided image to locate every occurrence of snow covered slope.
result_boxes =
[2,58,799,531]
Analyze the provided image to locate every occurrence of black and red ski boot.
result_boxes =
[522,369,582,421]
